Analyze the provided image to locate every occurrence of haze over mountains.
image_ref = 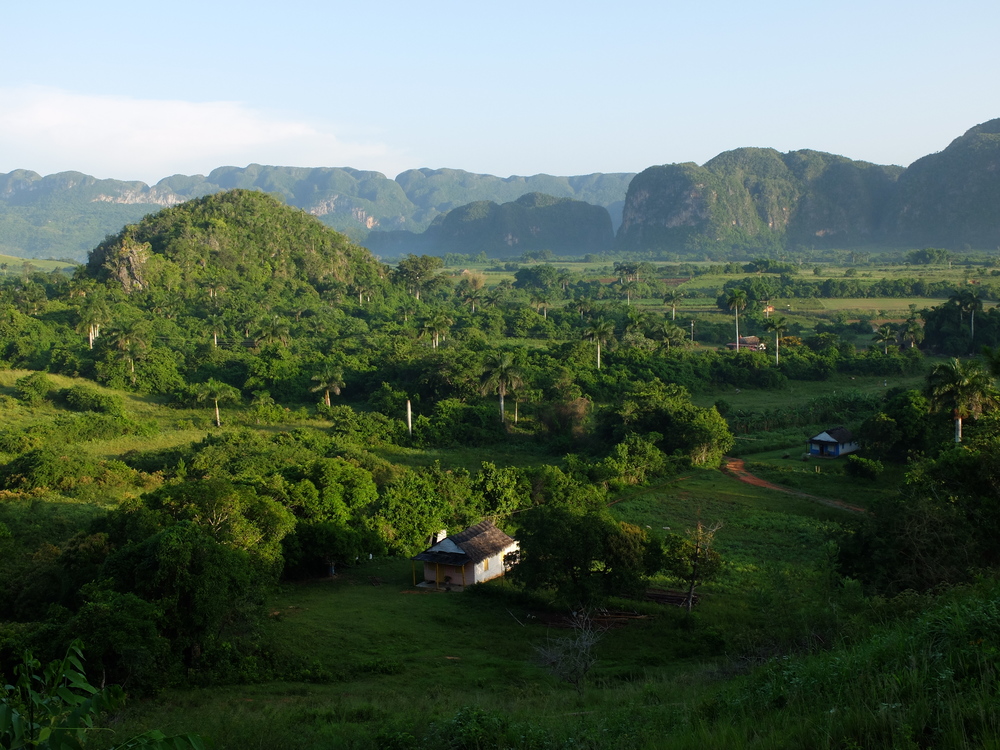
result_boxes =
[3,119,1000,263]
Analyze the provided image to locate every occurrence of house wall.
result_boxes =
[809,441,859,458]
[473,553,502,584]
[472,544,519,584]
[422,562,471,587]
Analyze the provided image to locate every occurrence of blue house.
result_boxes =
[808,426,859,458]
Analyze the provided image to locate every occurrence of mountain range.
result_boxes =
[0,166,631,262]
[4,119,1000,262]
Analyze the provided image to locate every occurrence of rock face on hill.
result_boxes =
[884,120,1000,248]
[616,119,1000,254]
[366,192,614,258]
[616,149,903,254]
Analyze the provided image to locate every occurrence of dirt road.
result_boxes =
[722,457,866,514]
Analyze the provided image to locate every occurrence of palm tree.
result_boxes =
[76,296,111,350]
[530,293,551,320]
[310,366,345,407]
[762,315,788,365]
[948,289,983,350]
[619,280,639,306]
[663,290,684,321]
[900,317,923,349]
[255,316,290,348]
[872,324,897,355]
[656,321,689,353]
[584,318,615,370]
[422,311,453,349]
[109,320,148,375]
[926,357,997,443]
[479,351,524,423]
[725,289,749,350]
[197,378,241,428]
[463,287,483,314]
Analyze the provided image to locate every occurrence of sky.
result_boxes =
[3,0,999,184]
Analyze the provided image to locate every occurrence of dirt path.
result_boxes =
[722,457,866,514]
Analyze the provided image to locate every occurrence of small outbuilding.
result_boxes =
[808,426,859,458]
[725,336,766,352]
[412,521,518,591]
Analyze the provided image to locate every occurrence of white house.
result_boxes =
[808,426,859,458]
[412,521,518,591]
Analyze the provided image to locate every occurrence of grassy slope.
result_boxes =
[101,463,859,749]
[0,338,949,746]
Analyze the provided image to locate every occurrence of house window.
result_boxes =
[483,557,490,571]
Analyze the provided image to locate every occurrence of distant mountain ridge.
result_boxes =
[616,119,1000,255]
[365,192,614,258]
[0,165,633,261]
[5,119,1000,262]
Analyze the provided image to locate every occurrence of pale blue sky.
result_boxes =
[3,0,998,182]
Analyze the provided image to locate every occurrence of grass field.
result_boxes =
[0,253,77,273]
[0,331,946,746]
[101,462,859,749]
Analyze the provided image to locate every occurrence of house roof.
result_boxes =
[412,520,516,565]
[726,336,765,349]
[809,426,855,444]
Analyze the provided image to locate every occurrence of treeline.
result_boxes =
[719,274,966,304]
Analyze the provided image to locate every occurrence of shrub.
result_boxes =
[845,454,884,481]
[320,404,405,443]
[0,447,99,491]
[60,385,124,414]
[14,372,54,406]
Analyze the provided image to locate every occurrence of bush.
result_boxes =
[59,385,124,414]
[845,454,884,481]
[319,404,406,444]
[14,372,54,406]
[0,447,99,491]
[412,399,504,447]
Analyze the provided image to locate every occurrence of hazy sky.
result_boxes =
[3,0,998,183]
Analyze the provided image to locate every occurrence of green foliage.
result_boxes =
[14,372,54,406]
[708,578,1000,749]
[59,385,124,414]
[511,505,662,605]
[413,399,504,447]
[0,641,203,749]
[662,521,724,611]
[321,405,405,444]
[134,478,295,568]
[845,454,884,481]
[102,521,271,677]
[1,448,101,492]
[599,379,733,467]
